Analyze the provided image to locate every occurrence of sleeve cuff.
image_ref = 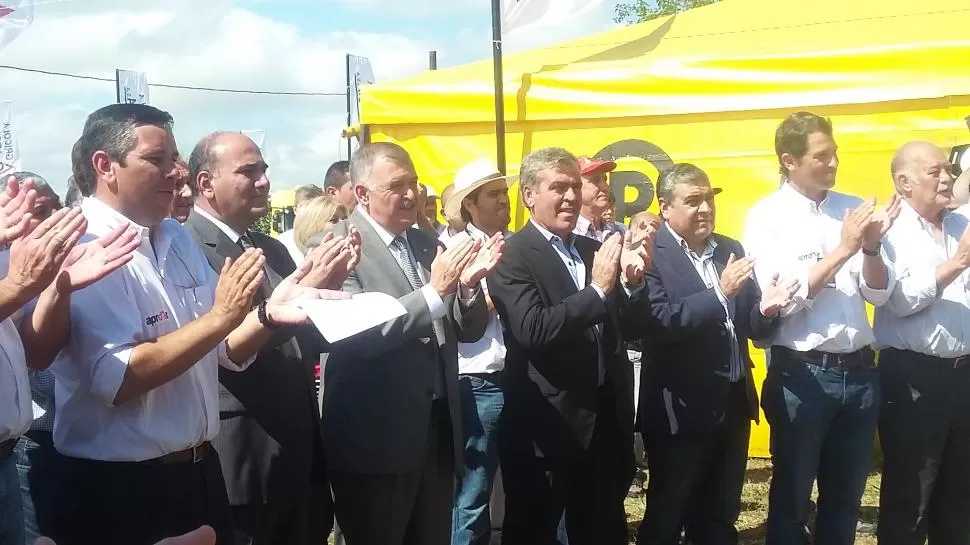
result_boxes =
[93,346,134,407]
[421,284,448,320]
[622,281,644,298]
[219,339,255,372]
[859,254,896,306]
[591,283,607,301]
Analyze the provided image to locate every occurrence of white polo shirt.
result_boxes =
[51,197,251,462]
[742,183,894,353]
[0,245,30,443]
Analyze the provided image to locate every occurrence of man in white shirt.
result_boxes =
[874,141,970,545]
[742,111,898,545]
[276,184,323,264]
[441,158,514,545]
[45,104,346,545]
[573,155,623,242]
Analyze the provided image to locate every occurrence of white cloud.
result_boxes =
[0,0,619,196]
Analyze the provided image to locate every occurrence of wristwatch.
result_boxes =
[257,300,280,330]
[862,243,881,256]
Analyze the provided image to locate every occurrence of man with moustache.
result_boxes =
[321,142,500,545]
[874,142,970,545]
[488,147,655,545]
[573,156,623,242]
[184,131,347,545]
[636,164,798,545]
[742,112,899,545]
[442,158,514,545]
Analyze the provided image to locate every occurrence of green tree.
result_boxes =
[614,0,720,24]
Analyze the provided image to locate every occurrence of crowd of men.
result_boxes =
[1,103,969,545]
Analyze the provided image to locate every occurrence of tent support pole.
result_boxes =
[491,0,507,174]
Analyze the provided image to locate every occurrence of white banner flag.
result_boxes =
[501,0,604,33]
[347,54,375,128]
[0,101,22,180]
[241,129,266,149]
[116,69,150,105]
[0,0,34,51]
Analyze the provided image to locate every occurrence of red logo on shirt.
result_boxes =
[145,310,170,326]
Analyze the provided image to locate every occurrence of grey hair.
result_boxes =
[64,177,82,208]
[518,147,580,192]
[9,171,60,204]
[657,163,710,202]
[349,142,414,188]
[75,104,174,196]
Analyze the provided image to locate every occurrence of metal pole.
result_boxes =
[429,50,438,70]
[115,69,121,103]
[345,54,353,161]
[491,0,507,174]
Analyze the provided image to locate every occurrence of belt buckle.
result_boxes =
[191,445,203,464]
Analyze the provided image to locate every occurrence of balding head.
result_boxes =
[891,141,954,217]
[190,131,270,232]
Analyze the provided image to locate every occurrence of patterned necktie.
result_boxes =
[391,236,424,291]
[391,235,446,399]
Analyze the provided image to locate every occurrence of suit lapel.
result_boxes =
[655,225,707,294]
[187,211,244,263]
[349,210,414,297]
[523,222,581,299]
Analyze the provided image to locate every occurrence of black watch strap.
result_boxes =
[257,300,280,330]
[862,243,881,256]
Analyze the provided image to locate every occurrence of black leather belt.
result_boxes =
[887,348,970,369]
[772,346,873,370]
[143,441,211,465]
[0,438,15,460]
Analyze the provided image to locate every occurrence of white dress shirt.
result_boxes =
[665,224,743,382]
[445,223,506,375]
[51,197,252,462]
[742,183,894,353]
[0,246,30,443]
[358,208,446,321]
[875,202,970,357]
[574,214,623,243]
[275,229,305,266]
[192,205,243,244]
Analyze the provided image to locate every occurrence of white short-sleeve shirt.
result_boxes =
[51,197,250,462]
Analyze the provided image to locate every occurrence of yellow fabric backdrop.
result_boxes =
[357,0,970,457]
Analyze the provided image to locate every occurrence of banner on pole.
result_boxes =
[241,129,266,150]
[116,69,150,105]
[501,0,603,33]
[348,55,375,128]
[0,101,21,180]
[0,0,34,52]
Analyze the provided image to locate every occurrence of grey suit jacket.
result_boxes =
[183,212,329,508]
[313,210,488,474]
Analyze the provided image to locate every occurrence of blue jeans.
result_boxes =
[15,433,57,544]
[0,446,25,545]
[452,374,503,545]
[761,349,879,545]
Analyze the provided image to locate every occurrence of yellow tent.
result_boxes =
[359,0,970,457]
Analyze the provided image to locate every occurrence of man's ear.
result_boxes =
[354,184,368,207]
[197,171,215,199]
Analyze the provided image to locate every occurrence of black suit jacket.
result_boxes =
[488,222,650,459]
[641,226,776,437]
[183,212,329,507]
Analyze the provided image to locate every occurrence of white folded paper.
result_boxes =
[297,292,407,342]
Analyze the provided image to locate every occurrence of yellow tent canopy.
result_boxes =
[359,0,970,457]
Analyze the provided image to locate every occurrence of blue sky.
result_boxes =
[0,0,622,196]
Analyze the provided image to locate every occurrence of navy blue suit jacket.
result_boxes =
[641,226,776,437]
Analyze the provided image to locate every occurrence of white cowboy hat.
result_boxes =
[443,158,516,220]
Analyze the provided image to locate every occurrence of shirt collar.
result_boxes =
[466,222,507,242]
[81,196,182,265]
[357,207,406,248]
[779,181,830,212]
[192,205,244,244]
[531,219,576,250]
[665,221,716,257]
[899,198,952,234]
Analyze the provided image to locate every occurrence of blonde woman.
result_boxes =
[293,196,349,260]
